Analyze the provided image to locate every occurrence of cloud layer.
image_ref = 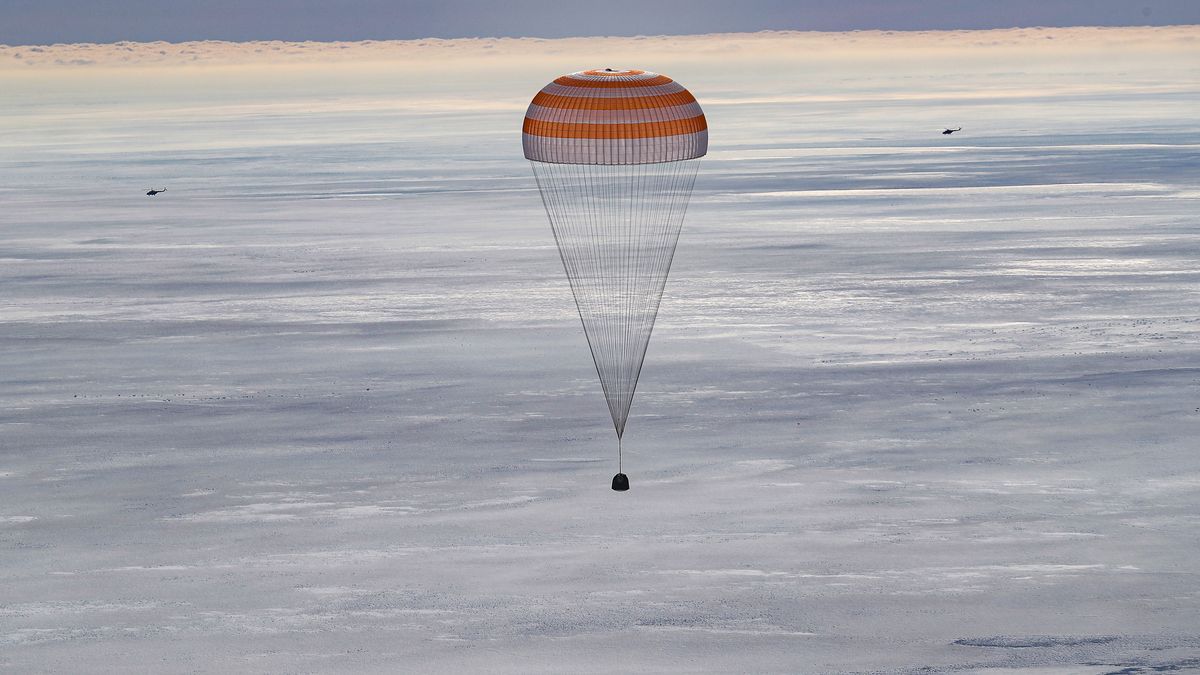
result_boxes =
[1,26,1196,71]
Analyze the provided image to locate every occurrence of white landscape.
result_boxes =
[1,27,1199,673]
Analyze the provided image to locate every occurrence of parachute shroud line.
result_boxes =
[532,159,699,438]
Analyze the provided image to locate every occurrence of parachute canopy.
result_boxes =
[525,69,706,473]
[522,68,708,165]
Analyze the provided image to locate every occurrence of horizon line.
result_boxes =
[3,23,1199,49]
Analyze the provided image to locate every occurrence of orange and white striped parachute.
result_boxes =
[524,69,707,489]
[523,68,708,164]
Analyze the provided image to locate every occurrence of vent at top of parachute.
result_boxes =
[522,69,708,165]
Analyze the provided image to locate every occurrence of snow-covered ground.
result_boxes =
[1,28,1198,673]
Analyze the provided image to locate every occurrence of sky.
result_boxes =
[1,0,1199,45]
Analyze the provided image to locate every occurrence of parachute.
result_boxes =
[523,69,707,490]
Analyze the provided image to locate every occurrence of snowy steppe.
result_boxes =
[1,28,1198,673]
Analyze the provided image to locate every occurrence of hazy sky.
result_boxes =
[1,0,1198,45]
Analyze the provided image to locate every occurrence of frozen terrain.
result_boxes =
[1,28,1198,673]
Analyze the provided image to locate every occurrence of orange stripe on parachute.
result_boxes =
[553,74,674,88]
[522,114,707,139]
[531,90,697,110]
